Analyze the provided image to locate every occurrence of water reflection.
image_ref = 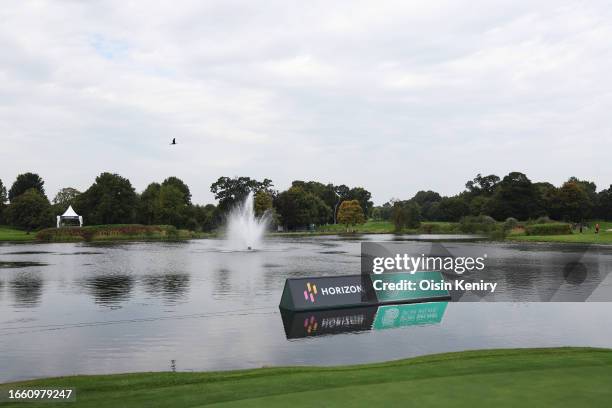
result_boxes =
[142,274,190,303]
[281,302,448,339]
[9,272,44,307]
[81,274,134,306]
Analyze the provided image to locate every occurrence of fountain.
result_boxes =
[225,191,270,250]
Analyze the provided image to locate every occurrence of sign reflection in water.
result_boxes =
[281,302,448,339]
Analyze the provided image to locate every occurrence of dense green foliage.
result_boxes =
[391,200,421,231]
[526,223,573,236]
[374,172,612,224]
[4,189,52,230]
[274,186,330,229]
[1,169,609,234]
[2,348,611,408]
[74,173,138,225]
[337,199,365,230]
[0,178,6,224]
[210,176,274,213]
[52,187,81,207]
[8,172,45,201]
[254,190,273,217]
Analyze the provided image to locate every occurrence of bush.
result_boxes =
[525,223,572,235]
[534,216,553,224]
[35,224,191,242]
[418,222,460,234]
[504,217,519,230]
[459,215,497,233]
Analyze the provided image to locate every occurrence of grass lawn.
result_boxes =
[0,225,36,242]
[509,221,612,244]
[316,220,398,233]
[1,348,611,407]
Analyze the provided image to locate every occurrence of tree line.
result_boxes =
[0,171,610,232]
[0,173,372,231]
[376,172,612,229]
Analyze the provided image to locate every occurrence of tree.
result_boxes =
[391,201,421,231]
[533,182,557,218]
[192,204,219,232]
[596,185,612,220]
[567,177,598,214]
[210,176,274,213]
[0,178,6,204]
[465,173,500,195]
[254,190,273,217]
[75,173,138,225]
[162,177,191,205]
[553,180,592,222]
[468,195,491,216]
[138,183,161,225]
[9,172,46,201]
[157,184,188,227]
[5,188,52,230]
[437,196,470,221]
[410,190,442,220]
[274,186,331,229]
[53,187,81,208]
[485,172,539,220]
[290,181,338,223]
[337,200,366,231]
[0,178,7,223]
[346,187,374,218]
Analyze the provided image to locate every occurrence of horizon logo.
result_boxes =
[304,282,317,303]
[320,285,362,295]
[304,315,318,334]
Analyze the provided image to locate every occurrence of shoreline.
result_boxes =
[1,232,612,246]
[1,221,611,245]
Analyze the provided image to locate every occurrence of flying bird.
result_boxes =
[171,138,176,145]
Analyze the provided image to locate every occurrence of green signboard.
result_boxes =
[373,302,448,330]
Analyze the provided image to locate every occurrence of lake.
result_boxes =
[1,235,612,382]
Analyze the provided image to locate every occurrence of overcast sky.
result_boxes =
[1,1,611,205]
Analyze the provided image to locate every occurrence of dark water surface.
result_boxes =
[1,236,611,382]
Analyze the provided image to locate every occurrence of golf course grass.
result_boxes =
[0,226,35,242]
[509,221,612,244]
[2,348,611,407]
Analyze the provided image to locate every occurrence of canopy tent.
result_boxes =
[56,205,83,228]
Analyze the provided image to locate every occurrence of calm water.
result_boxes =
[1,235,612,382]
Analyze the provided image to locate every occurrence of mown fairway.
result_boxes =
[2,348,611,407]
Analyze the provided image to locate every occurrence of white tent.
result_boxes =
[56,205,83,228]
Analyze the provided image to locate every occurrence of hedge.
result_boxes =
[525,223,572,236]
[418,222,460,234]
[36,224,193,242]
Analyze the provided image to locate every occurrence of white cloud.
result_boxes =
[1,0,611,204]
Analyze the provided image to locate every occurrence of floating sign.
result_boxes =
[279,272,450,311]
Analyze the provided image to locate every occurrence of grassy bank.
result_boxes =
[0,226,36,242]
[1,348,611,407]
[315,220,399,234]
[314,220,460,234]
[509,221,612,244]
[35,225,196,242]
